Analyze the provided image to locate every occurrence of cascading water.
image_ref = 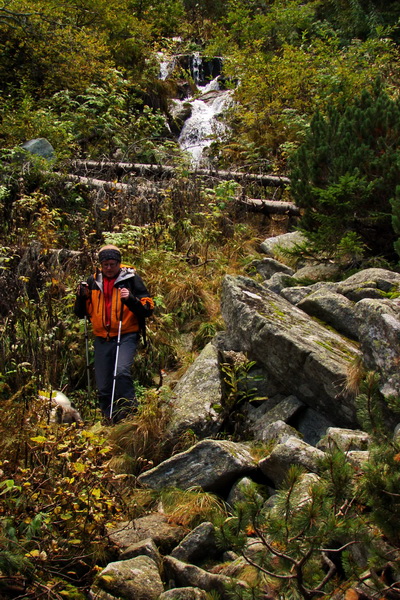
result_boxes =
[191,52,203,86]
[158,52,176,80]
[178,81,233,166]
[157,51,232,167]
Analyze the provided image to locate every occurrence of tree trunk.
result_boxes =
[70,159,291,187]
[58,173,299,216]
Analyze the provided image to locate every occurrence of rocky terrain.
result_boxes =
[89,233,400,600]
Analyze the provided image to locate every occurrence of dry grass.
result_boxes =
[345,356,366,397]
[108,388,175,475]
[159,486,228,528]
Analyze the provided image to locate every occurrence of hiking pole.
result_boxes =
[80,281,91,395]
[84,316,91,395]
[109,302,124,420]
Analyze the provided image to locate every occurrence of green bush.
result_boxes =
[290,81,400,261]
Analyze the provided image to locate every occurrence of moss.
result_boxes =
[315,339,357,360]
[379,284,400,299]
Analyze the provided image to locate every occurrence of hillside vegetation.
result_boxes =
[1,0,400,598]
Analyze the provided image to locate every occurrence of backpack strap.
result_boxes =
[137,314,148,348]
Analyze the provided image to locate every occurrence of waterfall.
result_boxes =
[191,52,203,86]
[178,78,233,167]
[157,51,232,167]
[178,83,232,166]
[158,53,176,80]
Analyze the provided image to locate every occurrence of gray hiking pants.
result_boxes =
[94,332,139,421]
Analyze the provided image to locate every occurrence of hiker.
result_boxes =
[74,244,154,423]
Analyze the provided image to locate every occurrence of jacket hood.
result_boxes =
[95,267,136,291]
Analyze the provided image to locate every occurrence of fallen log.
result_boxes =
[60,173,132,192]
[57,173,298,216]
[240,198,300,216]
[70,159,290,187]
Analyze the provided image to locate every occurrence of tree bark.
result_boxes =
[240,198,300,216]
[58,173,299,215]
[70,159,291,187]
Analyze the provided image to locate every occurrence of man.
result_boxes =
[74,244,154,423]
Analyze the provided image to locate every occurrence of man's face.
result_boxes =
[101,260,120,279]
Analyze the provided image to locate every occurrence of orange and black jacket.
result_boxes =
[74,267,154,339]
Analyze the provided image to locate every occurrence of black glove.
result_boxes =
[78,282,89,297]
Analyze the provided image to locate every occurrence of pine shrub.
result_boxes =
[290,80,400,261]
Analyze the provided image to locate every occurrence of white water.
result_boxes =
[178,78,233,166]
[157,52,233,166]
[158,52,176,80]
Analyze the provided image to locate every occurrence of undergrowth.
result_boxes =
[0,168,270,596]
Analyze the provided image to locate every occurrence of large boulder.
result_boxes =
[259,436,325,487]
[119,538,163,569]
[221,275,360,427]
[21,137,55,159]
[294,262,342,282]
[298,291,360,340]
[90,556,164,600]
[171,522,218,563]
[107,513,186,555]
[317,427,370,452]
[249,396,304,441]
[168,342,222,438]
[137,439,257,493]
[263,272,297,294]
[163,556,248,600]
[281,281,338,306]
[260,231,306,258]
[355,298,400,399]
[248,257,295,280]
[337,268,400,302]
[250,419,300,445]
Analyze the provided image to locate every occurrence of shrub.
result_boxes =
[0,418,128,597]
[290,81,400,261]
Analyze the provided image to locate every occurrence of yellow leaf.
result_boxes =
[91,488,101,499]
[30,436,47,443]
[72,462,86,473]
[60,512,73,520]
